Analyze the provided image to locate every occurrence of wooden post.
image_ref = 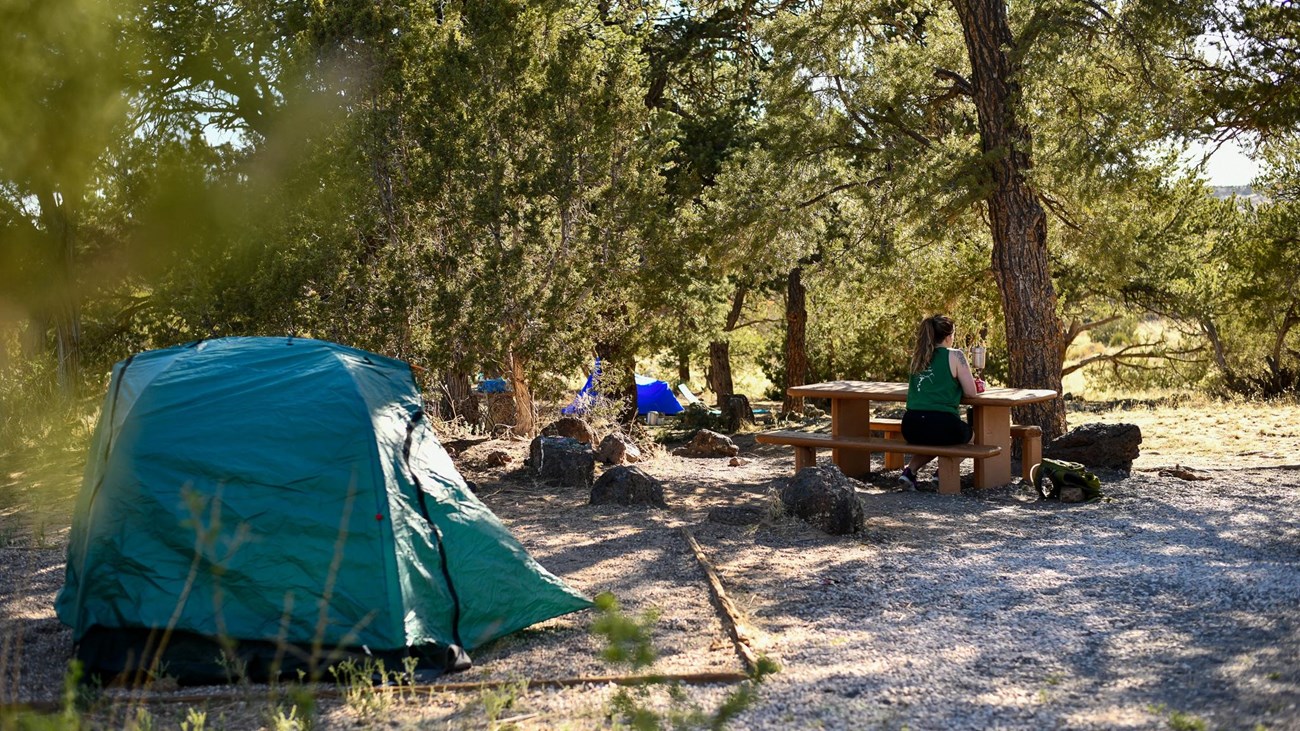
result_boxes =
[830,398,873,478]
[937,457,961,495]
[972,404,1012,488]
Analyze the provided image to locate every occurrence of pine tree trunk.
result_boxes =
[595,340,638,424]
[38,189,80,396]
[21,315,47,360]
[952,0,1067,439]
[782,267,808,415]
[441,371,479,426]
[707,341,733,407]
[507,351,535,437]
[676,348,690,386]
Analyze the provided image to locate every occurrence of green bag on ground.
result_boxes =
[1032,458,1103,501]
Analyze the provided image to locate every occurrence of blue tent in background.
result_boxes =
[562,368,684,417]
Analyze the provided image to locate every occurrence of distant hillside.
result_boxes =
[1211,185,1267,205]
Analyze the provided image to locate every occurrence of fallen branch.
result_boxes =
[681,527,762,675]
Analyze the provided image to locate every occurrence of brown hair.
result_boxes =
[909,315,955,374]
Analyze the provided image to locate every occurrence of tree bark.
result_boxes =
[506,351,535,437]
[676,348,691,386]
[595,340,638,424]
[707,341,734,407]
[782,266,808,415]
[440,371,479,426]
[705,282,747,406]
[21,315,47,360]
[37,189,81,396]
[952,0,1067,439]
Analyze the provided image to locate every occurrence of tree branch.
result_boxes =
[724,282,747,332]
[933,67,973,97]
[1062,342,1204,377]
[1064,314,1122,346]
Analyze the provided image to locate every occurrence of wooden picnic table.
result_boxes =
[787,380,1059,489]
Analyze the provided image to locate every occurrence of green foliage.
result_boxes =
[591,592,659,670]
[480,678,529,728]
[179,708,207,731]
[2,0,1296,433]
[327,659,391,723]
[591,592,776,730]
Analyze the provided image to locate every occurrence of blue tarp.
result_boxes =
[562,371,684,416]
[474,377,509,393]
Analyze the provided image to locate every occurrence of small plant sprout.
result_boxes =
[180,708,207,731]
[591,592,659,670]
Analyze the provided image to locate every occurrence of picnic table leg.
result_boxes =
[883,433,905,470]
[831,398,873,479]
[972,405,1012,488]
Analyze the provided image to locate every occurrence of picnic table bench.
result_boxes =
[758,380,1058,495]
[754,430,1000,495]
[868,418,1043,480]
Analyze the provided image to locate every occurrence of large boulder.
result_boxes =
[526,436,595,487]
[672,429,740,458]
[590,466,667,509]
[596,432,642,465]
[541,416,597,445]
[779,465,865,535]
[1046,422,1142,474]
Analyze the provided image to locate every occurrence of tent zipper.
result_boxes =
[402,411,464,648]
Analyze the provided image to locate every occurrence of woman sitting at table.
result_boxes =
[899,314,984,490]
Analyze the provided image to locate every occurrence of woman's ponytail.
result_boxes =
[909,315,955,374]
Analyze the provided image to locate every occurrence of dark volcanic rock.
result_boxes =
[590,466,667,509]
[541,416,597,445]
[780,465,865,535]
[527,436,595,487]
[672,429,740,458]
[1046,422,1142,474]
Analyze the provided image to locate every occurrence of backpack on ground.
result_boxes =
[1031,458,1103,501]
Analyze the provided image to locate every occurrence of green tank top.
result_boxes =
[907,347,961,415]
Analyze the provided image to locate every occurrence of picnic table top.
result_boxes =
[786,380,1059,406]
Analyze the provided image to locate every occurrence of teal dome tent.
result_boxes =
[56,337,591,683]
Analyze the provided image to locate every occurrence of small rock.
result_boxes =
[590,466,667,508]
[596,433,642,465]
[485,450,511,467]
[672,429,740,458]
[541,416,597,445]
[729,457,748,467]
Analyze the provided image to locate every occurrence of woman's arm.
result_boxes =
[949,349,981,397]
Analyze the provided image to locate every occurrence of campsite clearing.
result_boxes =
[2,399,1299,730]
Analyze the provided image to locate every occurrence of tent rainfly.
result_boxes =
[562,370,685,417]
[56,337,591,684]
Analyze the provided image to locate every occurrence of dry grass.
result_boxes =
[1068,395,1300,470]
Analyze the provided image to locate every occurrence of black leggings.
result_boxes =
[901,409,972,446]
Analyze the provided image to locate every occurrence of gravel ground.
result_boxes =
[2,427,1299,729]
